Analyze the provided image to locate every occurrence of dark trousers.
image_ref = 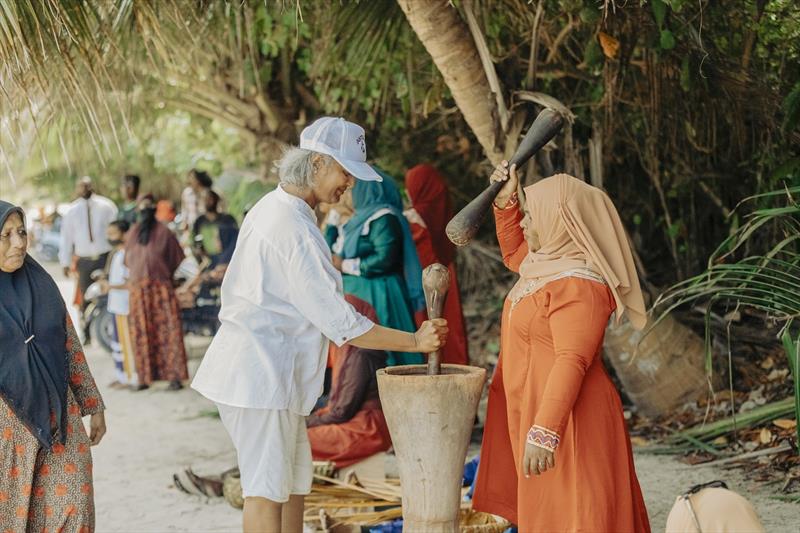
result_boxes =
[76,253,109,312]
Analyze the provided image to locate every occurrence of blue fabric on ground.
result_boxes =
[463,454,480,500]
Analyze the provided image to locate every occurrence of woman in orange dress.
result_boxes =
[472,163,651,532]
[403,164,469,365]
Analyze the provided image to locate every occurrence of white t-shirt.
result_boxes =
[106,249,129,316]
[191,185,374,415]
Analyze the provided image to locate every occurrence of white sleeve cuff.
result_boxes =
[341,258,361,276]
[331,316,374,348]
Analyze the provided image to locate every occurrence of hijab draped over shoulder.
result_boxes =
[0,201,69,448]
[515,174,647,329]
[342,168,425,312]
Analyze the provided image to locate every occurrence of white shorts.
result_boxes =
[216,404,313,503]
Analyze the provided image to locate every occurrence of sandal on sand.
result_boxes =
[174,468,223,498]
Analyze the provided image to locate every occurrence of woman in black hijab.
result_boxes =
[0,201,106,532]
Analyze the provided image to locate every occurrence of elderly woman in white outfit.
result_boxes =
[192,117,448,533]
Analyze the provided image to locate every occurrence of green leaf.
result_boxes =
[780,330,800,448]
[583,37,603,68]
[660,29,676,50]
[770,158,800,182]
[652,0,668,28]
[665,0,687,12]
[579,7,600,24]
[783,81,800,133]
[680,55,691,92]
[668,221,682,239]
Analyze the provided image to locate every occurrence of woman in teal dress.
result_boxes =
[329,169,425,365]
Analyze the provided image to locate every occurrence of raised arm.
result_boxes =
[489,161,527,272]
[494,201,528,272]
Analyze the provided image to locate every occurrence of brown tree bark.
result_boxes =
[397,0,503,165]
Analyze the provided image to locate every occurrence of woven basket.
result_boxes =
[221,462,337,510]
[460,510,511,533]
[313,460,336,479]
[221,468,244,509]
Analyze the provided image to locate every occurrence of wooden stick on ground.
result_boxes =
[685,442,793,468]
[312,474,401,502]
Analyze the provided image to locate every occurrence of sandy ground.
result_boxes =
[55,274,799,532]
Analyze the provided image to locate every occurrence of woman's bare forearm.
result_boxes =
[350,324,418,353]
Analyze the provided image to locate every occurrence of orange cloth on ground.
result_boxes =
[307,399,390,468]
[404,164,469,365]
[472,178,650,532]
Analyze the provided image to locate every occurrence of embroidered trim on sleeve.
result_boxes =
[526,425,560,452]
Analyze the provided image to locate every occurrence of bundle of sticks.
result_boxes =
[303,473,510,532]
[303,474,402,530]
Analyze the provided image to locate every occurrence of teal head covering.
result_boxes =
[342,168,425,312]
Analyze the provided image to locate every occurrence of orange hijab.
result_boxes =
[518,174,647,330]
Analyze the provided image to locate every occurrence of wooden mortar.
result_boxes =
[377,365,486,532]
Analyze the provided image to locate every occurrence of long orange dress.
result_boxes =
[472,203,650,532]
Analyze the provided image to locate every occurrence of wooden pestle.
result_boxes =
[422,263,450,375]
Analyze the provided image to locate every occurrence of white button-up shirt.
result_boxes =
[58,195,119,266]
[191,185,374,414]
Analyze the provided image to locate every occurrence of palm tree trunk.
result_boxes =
[397,0,503,165]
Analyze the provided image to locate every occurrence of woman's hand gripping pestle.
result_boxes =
[422,263,450,375]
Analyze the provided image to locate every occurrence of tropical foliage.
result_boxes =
[655,186,800,445]
[0,0,799,292]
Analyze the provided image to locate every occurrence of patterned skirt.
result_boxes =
[0,391,95,533]
[128,279,189,385]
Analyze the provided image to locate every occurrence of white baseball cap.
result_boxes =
[300,117,382,182]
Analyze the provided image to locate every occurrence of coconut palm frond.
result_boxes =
[654,185,800,448]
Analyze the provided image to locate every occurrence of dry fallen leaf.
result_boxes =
[712,436,728,446]
[773,419,798,430]
[759,428,773,444]
[598,32,620,59]
[630,436,649,447]
[760,357,775,370]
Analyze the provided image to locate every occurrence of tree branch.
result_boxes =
[462,0,509,133]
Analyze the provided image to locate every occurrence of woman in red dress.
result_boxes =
[472,163,651,532]
[125,194,189,391]
[403,164,469,365]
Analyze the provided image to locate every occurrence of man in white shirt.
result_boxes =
[59,177,118,319]
[192,117,448,533]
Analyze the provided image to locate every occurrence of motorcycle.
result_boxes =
[175,242,223,338]
[83,269,116,354]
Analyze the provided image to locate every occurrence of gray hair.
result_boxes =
[276,147,332,189]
